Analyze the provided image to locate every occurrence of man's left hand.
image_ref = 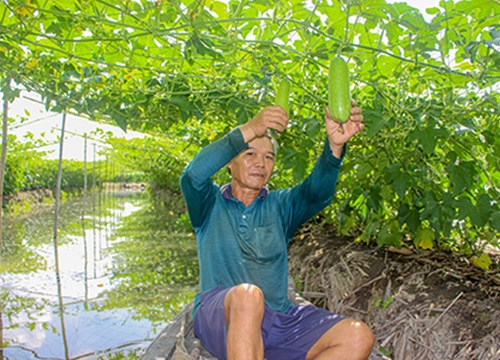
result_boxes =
[325,100,364,157]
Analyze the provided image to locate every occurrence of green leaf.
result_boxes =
[383,163,402,182]
[293,156,308,182]
[398,203,420,234]
[186,33,224,61]
[367,185,383,212]
[377,224,401,248]
[236,106,251,125]
[45,22,62,36]
[363,106,387,137]
[211,1,229,19]
[356,162,372,179]
[426,7,440,15]
[303,117,322,139]
[111,109,128,132]
[448,161,476,195]
[471,253,492,270]
[457,195,491,227]
[457,196,474,220]
[419,191,438,222]
[477,193,495,223]
[414,227,434,249]
[383,163,410,198]
[491,211,500,232]
[416,126,437,156]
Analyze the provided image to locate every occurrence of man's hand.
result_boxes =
[325,100,364,158]
[240,106,289,143]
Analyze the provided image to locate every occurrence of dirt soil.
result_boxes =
[2,188,54,216]
[3,188,53,204]
[288,221,500,360]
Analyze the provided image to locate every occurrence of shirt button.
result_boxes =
[242,215,246,219]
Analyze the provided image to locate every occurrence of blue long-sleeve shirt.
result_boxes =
[180,128,344,316]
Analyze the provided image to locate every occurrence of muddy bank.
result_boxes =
[289,221,500,360]
[2,188,55,216]
[1,183,132,218]
[3,188,54,204]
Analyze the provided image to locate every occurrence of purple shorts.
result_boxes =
[193,286,346,360]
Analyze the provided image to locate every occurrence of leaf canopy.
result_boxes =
[1,0,499,251]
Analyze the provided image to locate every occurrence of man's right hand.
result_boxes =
[239,106,289,143]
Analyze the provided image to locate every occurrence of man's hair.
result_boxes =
[265,130,279,156]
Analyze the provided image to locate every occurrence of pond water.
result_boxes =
[1,189,199,359]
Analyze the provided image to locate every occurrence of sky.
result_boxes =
[8,93,145,161]
[5,0,440,161]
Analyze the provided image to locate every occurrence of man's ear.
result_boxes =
[227,162,232,175]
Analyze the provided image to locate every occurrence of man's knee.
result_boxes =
[352,320,375,348]
[341,319,375,357]
[224,284,265,319]
[307,318,374,360]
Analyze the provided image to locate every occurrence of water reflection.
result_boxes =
[1,189,198,359]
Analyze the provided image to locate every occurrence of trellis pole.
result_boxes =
[82,135,89,302]
[0,89,8,360]
[92,143,97,278]
[52,111,70,359]
[82,134,88,219]
[0,88,9,249]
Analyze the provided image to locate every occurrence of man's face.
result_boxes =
[228,136,275,191]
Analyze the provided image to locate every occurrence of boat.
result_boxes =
[140,285,310,360]
[140,300,215,360]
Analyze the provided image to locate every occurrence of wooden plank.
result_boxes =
[141,302,195,360]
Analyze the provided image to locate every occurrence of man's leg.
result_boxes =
[305,318,374,360]
[224,284,265,360]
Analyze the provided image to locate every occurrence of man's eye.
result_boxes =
[266,155,274,160]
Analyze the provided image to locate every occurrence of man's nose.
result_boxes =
[254,155,265,167]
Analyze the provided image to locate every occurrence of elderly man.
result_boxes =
[180,103,374,360]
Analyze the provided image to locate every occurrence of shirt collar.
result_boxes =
[221,183,268,200]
